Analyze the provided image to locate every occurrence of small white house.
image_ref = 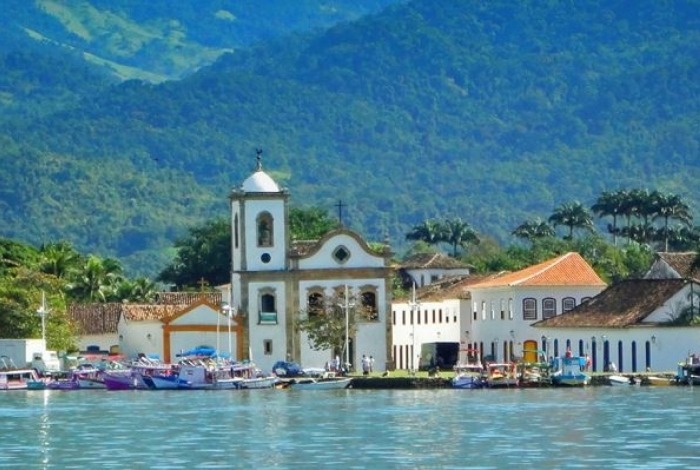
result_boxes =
[117,300,242,363]
[398,252,472,288]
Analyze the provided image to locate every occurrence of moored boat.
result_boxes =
[551,356,590,387]
[0,368,44,391]
[608,374,634,386]
[289,377,352,390]
[452,363,485,389]
[646,376,673,386]
[484,363,518,388]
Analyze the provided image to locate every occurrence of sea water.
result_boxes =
[1,386,699,469]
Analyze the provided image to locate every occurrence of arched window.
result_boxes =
[259,290,277,324]
[360,289,378,321]
[562,297,575,312]
[481,301,487,320]
[256,212,273,247]
[542,298,556,319]
[523,298,537,320]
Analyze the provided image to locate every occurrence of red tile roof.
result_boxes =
[469,252,606,288]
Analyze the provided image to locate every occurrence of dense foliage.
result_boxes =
[1,0,699,277]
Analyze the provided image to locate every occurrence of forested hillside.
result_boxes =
[1,0,699,276]
[1,0,403,81]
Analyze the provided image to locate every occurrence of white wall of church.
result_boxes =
[242,199,286,271]
[247,281,287,372]
[299,234,385,270]
[297,279,388,371]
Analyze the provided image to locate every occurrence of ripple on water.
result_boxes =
[1,386,699,468]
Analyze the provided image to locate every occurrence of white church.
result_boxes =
[226,155,393,373]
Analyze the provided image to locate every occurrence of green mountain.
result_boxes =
[1,0,699,276]
[1,0,404,81]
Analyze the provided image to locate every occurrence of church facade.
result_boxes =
[228,157,393,373]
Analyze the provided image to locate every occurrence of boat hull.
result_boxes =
[289,378,352,390]
[242,376,278,389]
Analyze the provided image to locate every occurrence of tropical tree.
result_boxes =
[114,277,158,303]
[69,255,124,302]
[405,219,445,246]
[289,207,337,240]
[295,291,366,360]
[652,192,693,251]
[158,218,231,290]
[512,218,555,242]
[591,190,626,246]
[549,202,595,240]
[441,217,480,257]
[39,241,81,279]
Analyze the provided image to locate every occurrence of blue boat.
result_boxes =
[451,363,485,389]
[551,356,590,386]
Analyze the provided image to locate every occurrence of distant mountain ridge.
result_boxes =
[1,0,405,81]
[0,0,699,276]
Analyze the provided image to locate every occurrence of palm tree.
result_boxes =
[115,277,157,303]
[405,219,445,246]
[549,202,594,240]
[591,190,626,246]
[512,219,555,242]
[69,255,124,302]
[39,241,81,279]
[652,192,693,252]
[441,217,479,257]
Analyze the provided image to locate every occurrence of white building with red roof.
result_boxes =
[465,252,607,363]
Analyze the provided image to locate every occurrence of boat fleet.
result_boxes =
[450,353,682,389]
[0,351,357,392]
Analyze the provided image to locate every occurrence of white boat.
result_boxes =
[289,377,352,390]
[0,368,43,390]
[608,374,633,386]
[241,376,278,389]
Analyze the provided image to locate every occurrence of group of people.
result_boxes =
[361,355,375,375]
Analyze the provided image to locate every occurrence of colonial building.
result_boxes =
[396,252,472,288]
[228,157,393,373]
[464,252,607,364]
[69,292,233,362]
[644,252,699,280]
[391,252,608,370]
[534,278,700,372]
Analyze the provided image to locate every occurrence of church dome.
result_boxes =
[241,169,280,192]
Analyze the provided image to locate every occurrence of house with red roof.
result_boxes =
[457,252,606,365]
[535,276,700,373]
[390,252,607,370]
